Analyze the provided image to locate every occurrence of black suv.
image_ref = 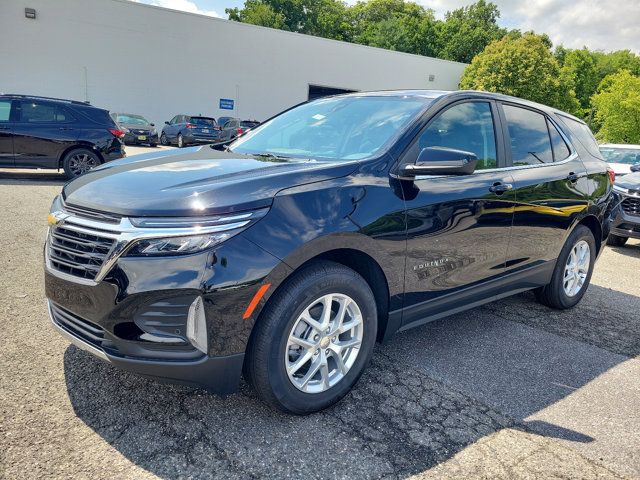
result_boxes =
[44,91,612,414]
[0,95,125,178]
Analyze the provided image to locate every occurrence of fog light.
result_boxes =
[187,296,208,354]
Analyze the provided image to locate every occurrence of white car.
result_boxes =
[599,143,640,176]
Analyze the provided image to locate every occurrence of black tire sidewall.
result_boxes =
[177,134,184,147]
[255,264,377,414]
[62,148,100,178]
[550,226,596,308]
[160,133,167,145]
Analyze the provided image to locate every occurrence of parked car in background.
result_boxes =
[216,118,260,142]
[45,90,612,414]
[600,144,640,176]
[111,112,158,147]
[608,171,640,246]
[0,94,125,178]
[160,115,218,147]
[217,116,235,128]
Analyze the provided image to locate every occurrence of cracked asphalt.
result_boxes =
[1,151,639,479]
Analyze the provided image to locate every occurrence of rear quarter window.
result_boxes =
[557,115,602,158]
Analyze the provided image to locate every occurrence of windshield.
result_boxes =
[600,147,640,165]
[191,117,216,126]
[230,96,429,161]
[115,114,149,125]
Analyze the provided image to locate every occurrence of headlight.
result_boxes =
[121,127,130,133]
[613,184,628,194]
[124,209,268,257]
[150,128,157,135]
[126,232,235,256]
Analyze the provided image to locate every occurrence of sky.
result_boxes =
[133,0,639,53]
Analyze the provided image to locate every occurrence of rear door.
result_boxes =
[499,102,590,281]
[12,100,79,168]
[400,100,515,326]
[0,99,14,167]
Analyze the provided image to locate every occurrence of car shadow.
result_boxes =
[607,241,640,259]
[63,284,638,478]
[0,170,67,186]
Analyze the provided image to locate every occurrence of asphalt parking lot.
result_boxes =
[1,149,639,479]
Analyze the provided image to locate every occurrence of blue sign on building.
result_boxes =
[219,98,234,110]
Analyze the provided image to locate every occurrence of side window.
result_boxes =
[0,101,11,122]
[548,120,570,161]
[20,101,57,123]
[54,106,75,123]
[413,101,497,170]
[557,115,601,158]
[503,105,553,165]
[170,116,178,124]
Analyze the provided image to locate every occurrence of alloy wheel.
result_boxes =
[563,240,590,297]
[68,153,99,176]
[285,293,363,394]
[178,134,183,147]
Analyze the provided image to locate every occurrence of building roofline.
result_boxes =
[111,0,468,68]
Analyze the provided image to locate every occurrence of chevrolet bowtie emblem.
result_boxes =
[47,211,69,226]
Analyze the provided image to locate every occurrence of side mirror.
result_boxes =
[400,147,478,177]
[164,121,170,125]
[150,123,155,127]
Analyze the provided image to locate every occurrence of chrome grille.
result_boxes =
[62,202,122,224]
[48,226,115,280]
[621,197,640,216]
[50,302,105,349]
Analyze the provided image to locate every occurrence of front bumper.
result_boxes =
[609,193,640,239]
[44,215,284,392]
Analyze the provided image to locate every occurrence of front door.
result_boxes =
[0,99,14,167]
[399,100,515,327]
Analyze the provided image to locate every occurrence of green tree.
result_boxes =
[437,0,507,63]
[459,33,579,112]
[226,1,285,29]
[591,70,640,143]
[561,48,599,112]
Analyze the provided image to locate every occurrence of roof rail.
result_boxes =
[0,94,91,105]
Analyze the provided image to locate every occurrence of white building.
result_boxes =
[0,0,467,125]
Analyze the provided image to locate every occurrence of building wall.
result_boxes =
[0,0,467,125]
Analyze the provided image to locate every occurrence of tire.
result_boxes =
[606,234,628,247]
[177,133,185,148]
[535,225,596,309]
[62,148,101,179]
[244,261,377,414]
[160,133,168,146]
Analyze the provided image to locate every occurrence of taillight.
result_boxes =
[108,128,125,138]
[236,128,245,136]
[186,123,196,129]
[607,167,615,185]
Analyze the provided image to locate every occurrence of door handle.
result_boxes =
[567,172,579,183]
[489,182,513,194]
[58,127,74,131]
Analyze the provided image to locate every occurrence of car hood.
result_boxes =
[615,171,640,190]
[62,146,358,216]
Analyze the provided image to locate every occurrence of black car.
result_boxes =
[216,118,259,142]
[0,94,125,178]
[44,90,612,414]
[607,172,640,246]
[111,112,158,147]
[160,115,218,147]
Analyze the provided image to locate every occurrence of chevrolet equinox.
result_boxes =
[45,91,612,414]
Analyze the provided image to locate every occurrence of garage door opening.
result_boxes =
[308,85,357,101]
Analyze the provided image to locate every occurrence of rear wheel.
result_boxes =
[535,225,596,309]
[62,148,101,178]
[244,261,377,414]
[606,234,628,247]
[177,134,185,148]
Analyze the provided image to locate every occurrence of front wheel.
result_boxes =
[244,261,377,414]
[160,133,168,146]
[606,234,628,247]
[535,225,596,309]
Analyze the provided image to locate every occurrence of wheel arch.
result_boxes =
[57,143,104,168]
[574,214,604,256]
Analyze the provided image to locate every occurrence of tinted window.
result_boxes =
[503,105,553,165]
[191,117,216,127]
[559,115,602,158]
[548,120,570,161]
[231,96,428,161]
[170,116,179,124]
[115,114,149,125]
[20,101,57,123]
[414,101,497,170]
[0,101,10,121]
